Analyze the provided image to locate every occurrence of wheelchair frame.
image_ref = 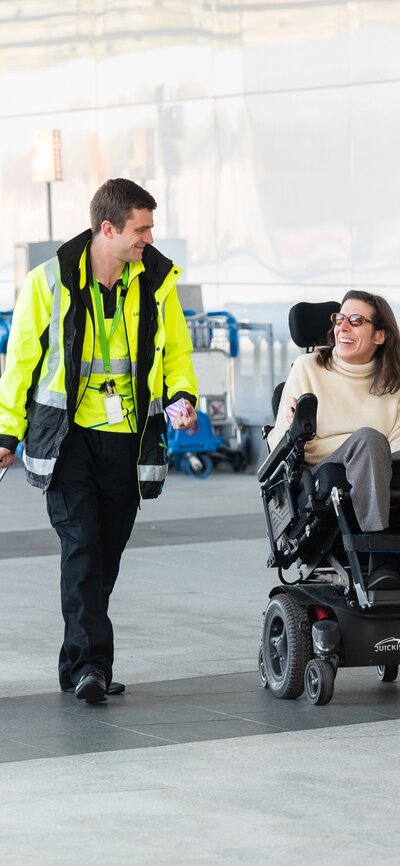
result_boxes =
[258,393,400,705]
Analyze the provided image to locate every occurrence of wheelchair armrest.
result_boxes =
[258,392,318,484]
[257,431,292,483]
[289,392,318,443]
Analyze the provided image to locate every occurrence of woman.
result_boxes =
[268,290,400,588]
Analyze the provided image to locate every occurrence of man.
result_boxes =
[0,178,198,702]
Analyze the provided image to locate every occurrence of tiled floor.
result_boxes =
[2,467,400,865]
[0,511,266,559]
[2,668,400,764]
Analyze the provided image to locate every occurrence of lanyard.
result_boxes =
[92,265,129,375]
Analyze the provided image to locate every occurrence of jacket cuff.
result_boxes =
[0,434,19,453]
[165,391,197,408]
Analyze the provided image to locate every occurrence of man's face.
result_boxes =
[109,208,154,262]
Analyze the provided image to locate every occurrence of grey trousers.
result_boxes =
[311,427,398,532]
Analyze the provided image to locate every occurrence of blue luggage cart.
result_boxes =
[0,311,12,374]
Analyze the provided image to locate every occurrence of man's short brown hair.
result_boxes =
[90,178,157,234]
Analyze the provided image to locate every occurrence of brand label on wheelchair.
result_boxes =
[374,637,400,653]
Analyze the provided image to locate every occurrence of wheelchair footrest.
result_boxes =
[343,533,400,553]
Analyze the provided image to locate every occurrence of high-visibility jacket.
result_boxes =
[0,229,198,498]
[74,252,142,433]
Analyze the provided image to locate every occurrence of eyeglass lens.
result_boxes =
[332,313,367,327]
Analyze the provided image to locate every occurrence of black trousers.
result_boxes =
[46,425,140,689]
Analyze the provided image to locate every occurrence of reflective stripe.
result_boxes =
[35,257,66,410]
[138,464,168,482]
[80,358,136,377]
[44,257,61,296]
[23,452,57,476]
[31,388,66,410]
[148,397,164,417]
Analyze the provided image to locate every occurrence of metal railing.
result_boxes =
[185,312,275,427]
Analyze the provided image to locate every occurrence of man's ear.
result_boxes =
[101,220,114,239]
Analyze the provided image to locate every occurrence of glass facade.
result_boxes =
[0,0,399,319]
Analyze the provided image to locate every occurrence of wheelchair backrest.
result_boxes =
[272,300,340,420]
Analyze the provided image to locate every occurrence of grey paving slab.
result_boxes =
[1,724,400,866]
[0,462,261,531]
[1,667,400,764]
[0,533,267,697]
[0,511,266,558]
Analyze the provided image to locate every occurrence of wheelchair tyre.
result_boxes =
[304,658,335,706]
[258,644,268,688]
[262,594,312,699]
[376,664,398,683]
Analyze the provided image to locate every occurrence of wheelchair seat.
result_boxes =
[300,459,400,508]
[257,301,400,707]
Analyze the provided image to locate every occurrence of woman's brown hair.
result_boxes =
[317,290,400,395]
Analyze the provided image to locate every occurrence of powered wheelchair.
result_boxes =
[258,301,400,705]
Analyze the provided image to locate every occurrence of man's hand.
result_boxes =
[0,447,16,469]
[172,400,197,430]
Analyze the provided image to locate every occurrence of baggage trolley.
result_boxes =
[185,310,250,472]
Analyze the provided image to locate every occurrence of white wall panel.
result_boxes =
[349,1,400,83]
[350,81,400,286]
[0,0,399,325]
[211,88,353,289]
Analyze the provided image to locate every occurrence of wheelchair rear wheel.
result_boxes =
[376,664,398,683]
[262,594,312,699]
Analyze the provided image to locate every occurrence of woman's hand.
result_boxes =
[286,397,298,424]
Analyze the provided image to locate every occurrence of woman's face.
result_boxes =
[334,299,385,364]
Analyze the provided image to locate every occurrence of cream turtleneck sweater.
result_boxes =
[268,350,400,464]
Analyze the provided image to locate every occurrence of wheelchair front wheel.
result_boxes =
[262,594,312,699]
[258,644,268,688]
[376,664,398,683]
[304,658,335,705]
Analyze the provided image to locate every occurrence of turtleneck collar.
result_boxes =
[332,348,375,377]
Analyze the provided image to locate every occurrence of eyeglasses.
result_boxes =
[330,312,375,328]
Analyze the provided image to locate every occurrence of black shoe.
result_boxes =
[75,671,107,703]
[107,681,125,695]
[62,679,125,695]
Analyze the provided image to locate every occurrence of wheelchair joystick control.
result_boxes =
[288,393,317,444]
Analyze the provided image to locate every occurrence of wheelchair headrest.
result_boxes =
[288,301,340,348]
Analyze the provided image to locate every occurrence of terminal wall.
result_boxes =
[0,1,399,326]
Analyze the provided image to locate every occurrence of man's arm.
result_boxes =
[0,267,53,447]
[162,285,199,419]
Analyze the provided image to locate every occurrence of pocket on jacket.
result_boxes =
[139,414,168,467]
[26,402,67,459]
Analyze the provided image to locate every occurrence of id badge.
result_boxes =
[104,392,124,425]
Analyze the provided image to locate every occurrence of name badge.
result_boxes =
[101,379,124,425]
[104,393,124,425]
